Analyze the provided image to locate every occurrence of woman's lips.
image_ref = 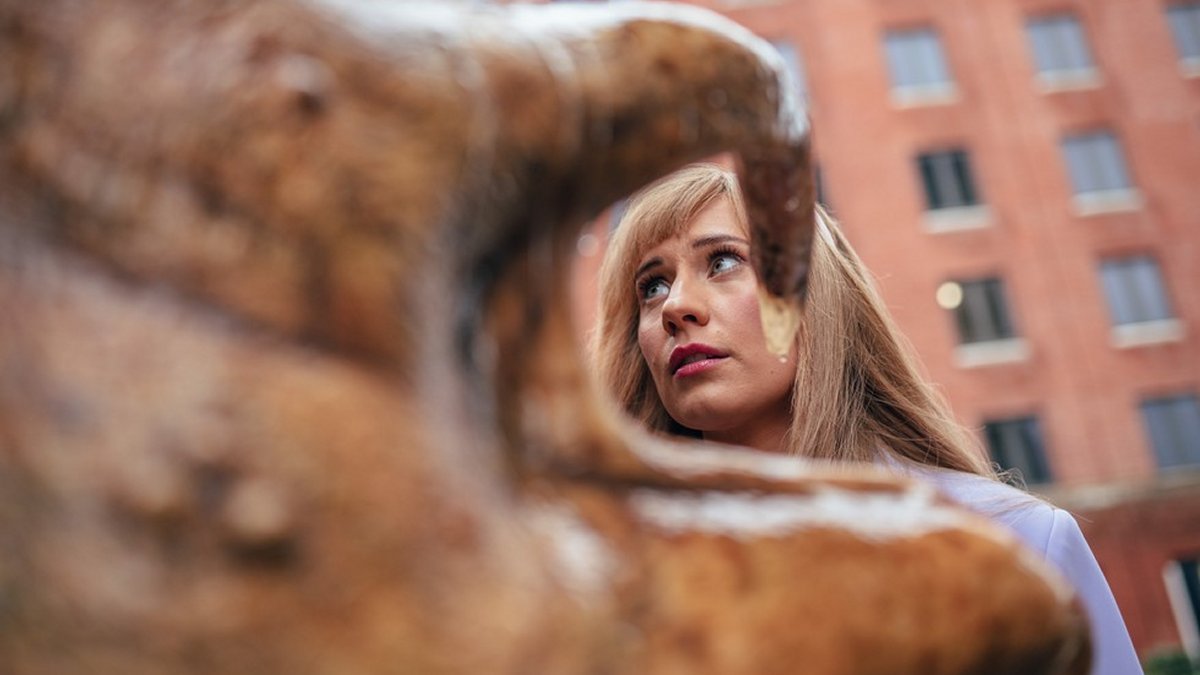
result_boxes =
[669,343,729,378]
[673,355,726,379]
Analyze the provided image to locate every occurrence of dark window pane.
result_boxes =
[1141,394,1200,469]
[919,155,941,207]
[917,149,980,209]
[1061,20,1093,69]
[885,34,911,86]
[932,154,962,205]
[1129,259,1174,321]
[1099,256,1175,325]
[916,32,949,83]
[1095,135,1132,189]
[983,280,1015,337]
[1061,131,1133,194]
[1182,559,1200,638]
[1168,4,1200,60]
[1101,260,1138,324]
[1063,136,1099,192]
[962,281,997,340]
[984,416,1053,484]
[1027,14,1095,72]
[953,277,1018,343]
[885,28,953,89]
[951,152,977,205]
[1029,20,1058,70]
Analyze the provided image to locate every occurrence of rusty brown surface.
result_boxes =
[0,1,1087,673]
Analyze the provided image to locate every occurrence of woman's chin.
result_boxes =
[667,406,740,438]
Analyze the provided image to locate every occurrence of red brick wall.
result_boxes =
[1077,489,1200,653]
[563,0,1200,658]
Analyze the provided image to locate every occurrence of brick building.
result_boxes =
[565,0,1200,662]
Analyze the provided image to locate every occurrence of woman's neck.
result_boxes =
[702,412,791,454]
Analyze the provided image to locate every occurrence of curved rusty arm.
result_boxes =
[465,1,814,313]
[445,3,815,478]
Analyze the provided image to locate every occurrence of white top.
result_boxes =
[911,467,1144,675]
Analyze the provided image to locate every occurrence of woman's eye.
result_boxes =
[709,252,743,276]
[639,278,669,301]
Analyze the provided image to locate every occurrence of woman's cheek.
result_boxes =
[637,320,663,376]
[730,285,767,341]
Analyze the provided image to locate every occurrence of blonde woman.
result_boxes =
[591,163,1141,675]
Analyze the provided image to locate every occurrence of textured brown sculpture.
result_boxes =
[0,1,1089,674]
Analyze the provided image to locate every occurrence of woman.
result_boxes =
[591,163,1142,674]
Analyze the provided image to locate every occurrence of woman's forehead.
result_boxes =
[632,199,747,266]
[688,198,748,237]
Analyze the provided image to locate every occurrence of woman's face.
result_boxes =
[633,197,798,448]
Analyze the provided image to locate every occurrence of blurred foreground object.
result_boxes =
[0,1,1090,673]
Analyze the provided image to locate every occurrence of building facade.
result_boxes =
[563,0,1200,661]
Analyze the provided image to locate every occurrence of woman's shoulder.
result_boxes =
[881,461,1082,558]
[906,468,1144,674]
[907,468,1060,555]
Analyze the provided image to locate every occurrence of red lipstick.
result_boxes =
[668,343,728,378]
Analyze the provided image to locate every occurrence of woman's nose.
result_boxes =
[661,277,709,335]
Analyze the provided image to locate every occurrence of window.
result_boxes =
[1099,255,1175,325]
[944,277,1019,344]
[770,39,809,102]
[1167,4,1200,63]
[1165,557,1200,660]
[984,416,1053,484]
[940,277,1028,366]
[1026,14,1098,85]
[1061,130,1134,195]
[917,149,981,210]
[884,28,955,101]
[1141,394,1200,469]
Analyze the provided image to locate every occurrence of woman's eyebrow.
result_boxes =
[691,234,748,249]
[634,257,663,280]
[634,235,747,279]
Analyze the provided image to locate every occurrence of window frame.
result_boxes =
[1061,130,1133,194]
[1060,129,1141,214]
[983,415,1054,485]
[1140,393,1200,470]
[1026,12,1101,89]
[1167,3,1200,68]
[1098,254,1176,326]
[916,148,982,211]
[1164,557,1200,661]
[951,277,1019,345]
[884,26,958,105]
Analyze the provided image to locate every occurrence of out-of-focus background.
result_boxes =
[521,0,1200,667]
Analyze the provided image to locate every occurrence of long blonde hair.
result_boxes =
[591,163,995,477]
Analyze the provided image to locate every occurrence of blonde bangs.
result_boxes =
[607,165,745,297]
